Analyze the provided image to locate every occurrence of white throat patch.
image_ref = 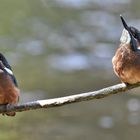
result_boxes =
[120,28,131,44]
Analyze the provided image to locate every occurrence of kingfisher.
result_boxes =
[0,53,19,116]
[112,15,140,84]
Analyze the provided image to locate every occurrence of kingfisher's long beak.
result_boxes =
[120,15,138,51]
[120,15,129,31]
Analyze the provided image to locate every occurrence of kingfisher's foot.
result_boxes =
[5,104,16,116]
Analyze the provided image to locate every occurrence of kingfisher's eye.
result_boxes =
[129,27,140,39]
[130,31,135,37]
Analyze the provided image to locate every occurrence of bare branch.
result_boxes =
[1,83,140,114]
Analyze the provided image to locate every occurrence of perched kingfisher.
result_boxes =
[0,53,19,116]
[112,15,140,84]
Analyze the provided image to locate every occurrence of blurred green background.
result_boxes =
[1,0,140,140]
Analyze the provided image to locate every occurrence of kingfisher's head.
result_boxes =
[0,53,18,87]
[0,60,13,75]
[120,15,138,51]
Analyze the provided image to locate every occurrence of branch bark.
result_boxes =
[1,82,140,114]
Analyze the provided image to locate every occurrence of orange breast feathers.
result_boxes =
[112,43,140,84]
[0,72,19,116]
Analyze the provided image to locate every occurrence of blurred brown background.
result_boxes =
[0,0,140,140]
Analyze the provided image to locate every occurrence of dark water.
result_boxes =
[0,0,140,140]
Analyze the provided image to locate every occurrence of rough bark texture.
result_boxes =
[0,83,140,114]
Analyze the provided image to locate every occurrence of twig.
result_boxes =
[0,83,140,114]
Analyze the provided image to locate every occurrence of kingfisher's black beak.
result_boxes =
[120,15,138,51]
[120,15,129,31]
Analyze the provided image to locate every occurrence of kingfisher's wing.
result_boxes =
[0,53,18,87]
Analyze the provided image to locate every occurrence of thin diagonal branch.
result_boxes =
[0,83,140,114]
